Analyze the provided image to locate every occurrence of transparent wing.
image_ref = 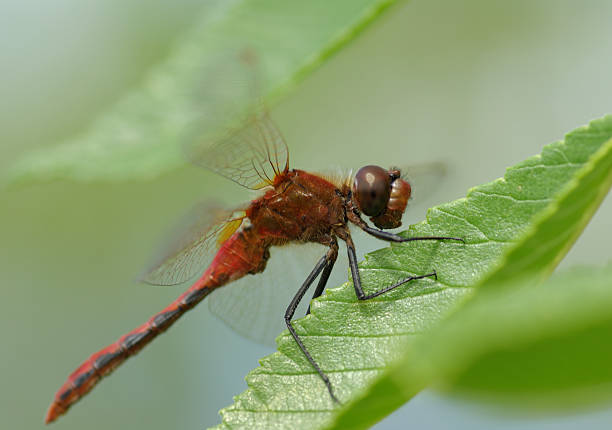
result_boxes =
[182,48,289,190]
[140,202,245,286]
[208,243,350,346]
[184,108,289,190]
[398,161,449,207]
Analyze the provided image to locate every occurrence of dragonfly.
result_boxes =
[45,107,463,424]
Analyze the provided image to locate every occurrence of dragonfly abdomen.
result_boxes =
[45,279,214,423]
[46,230,264,423]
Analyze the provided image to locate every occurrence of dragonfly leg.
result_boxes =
[346,208,464,244]
[346,234,438,300]
[362,225,464,244]
[285,246,340,404]
[306,238,338,315]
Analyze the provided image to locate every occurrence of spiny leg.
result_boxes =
[307,238,338,315]
[285,246,340,403]
[346,235,438,301]
[361,225,464,244]
[346,208,464,244]
[341,214,464,298]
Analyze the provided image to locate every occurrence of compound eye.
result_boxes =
[352,165,391,216]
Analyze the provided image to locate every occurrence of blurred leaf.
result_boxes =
[211,116,612,429]
[434,264,612,409]
[5,0,398,184]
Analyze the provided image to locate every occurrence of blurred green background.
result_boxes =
[2,0,612,429]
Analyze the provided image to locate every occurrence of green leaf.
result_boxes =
[213,115,612,430]
[481,119,612,286]
[325,119,612,429]
[4,0,398,184]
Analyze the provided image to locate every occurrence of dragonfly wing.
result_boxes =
[208,243,350,346]
[140,202,245,286]
[185,108,289,190]
[183,48,289,190]
[185,102,289,190]
[399,161,449,206]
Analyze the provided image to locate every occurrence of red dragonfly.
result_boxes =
[45,108,463,423]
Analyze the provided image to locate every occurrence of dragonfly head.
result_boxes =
[352,165,411,229]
